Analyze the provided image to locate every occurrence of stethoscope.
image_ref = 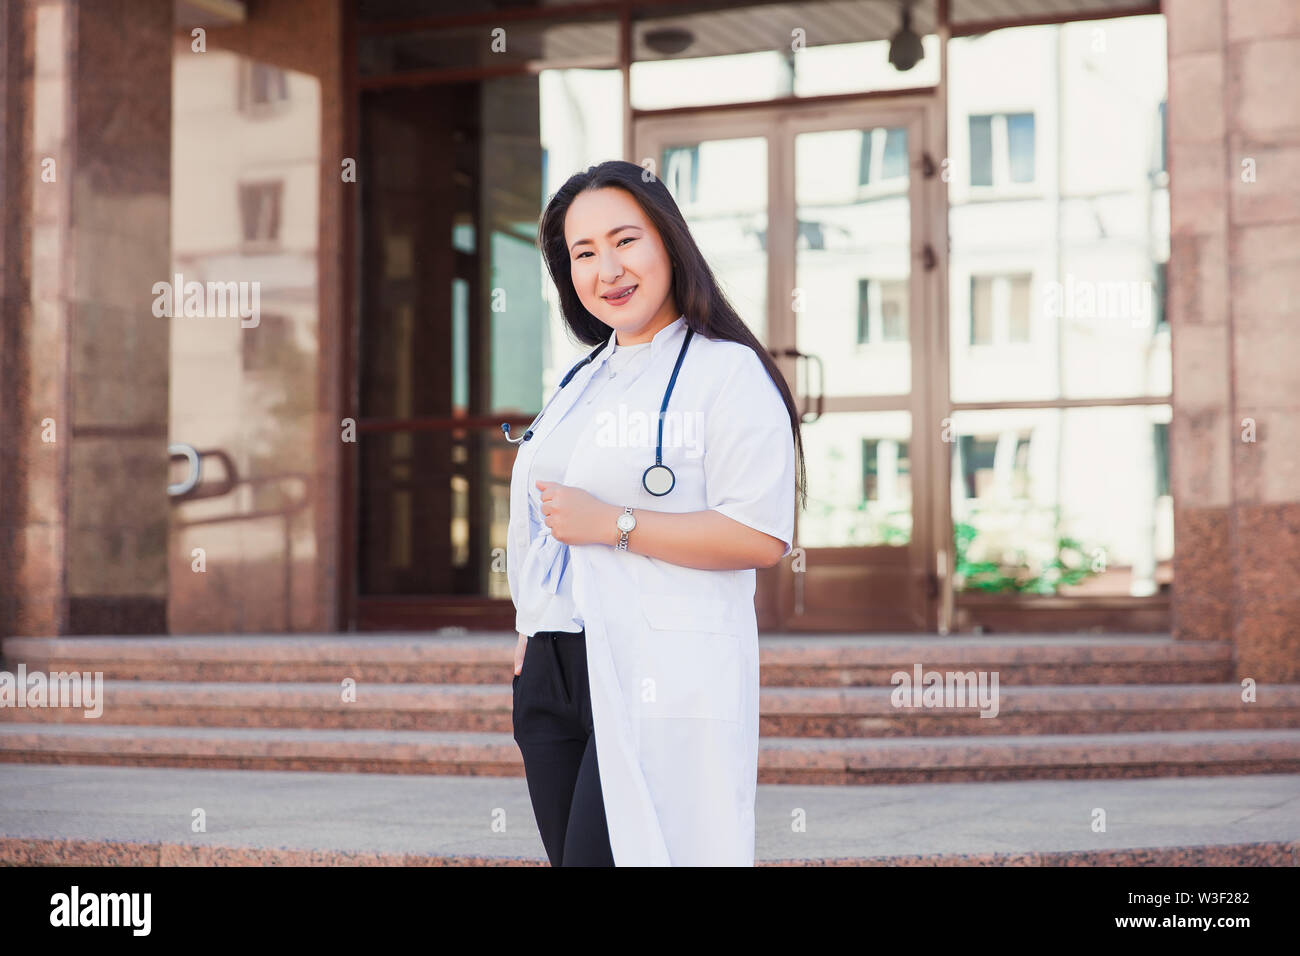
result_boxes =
[500,326,695,496]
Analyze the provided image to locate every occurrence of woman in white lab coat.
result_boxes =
[505,159,807,866]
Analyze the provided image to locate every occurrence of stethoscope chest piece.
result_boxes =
[642,463,675,496]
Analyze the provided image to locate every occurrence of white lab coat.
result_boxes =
[507,320,796,866]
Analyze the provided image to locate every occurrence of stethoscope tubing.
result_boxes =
[500,326,695,496]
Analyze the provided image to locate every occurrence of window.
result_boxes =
[969,112,1035,187]
[959,432,1030,499]
[881,281,907,341]
[1154,261,1167,331]
[970,274,1032,345]
[242,313,289,371]
[1153,422,1169,497]
[663,144,700,204]
[1156,100,1166,174]
[239,181,283,249]
[1007,113,1035,182]
[240,61,290,113]
[863,438,910,503]
[959,435,995,498]
[857,278,909,344]
[969,115,993,186]
[858,126,908,187]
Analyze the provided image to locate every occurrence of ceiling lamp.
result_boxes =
[888,1,925,72]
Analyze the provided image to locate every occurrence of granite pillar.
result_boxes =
[1167,0,1300,680]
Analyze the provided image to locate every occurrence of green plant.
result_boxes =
[953,516,1100,594]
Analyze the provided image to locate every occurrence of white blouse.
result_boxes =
[515,334,657,637]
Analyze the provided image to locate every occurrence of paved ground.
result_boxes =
[2,764,1298,863]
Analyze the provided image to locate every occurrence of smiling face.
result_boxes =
[565,186,680,345]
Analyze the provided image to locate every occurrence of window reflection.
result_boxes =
[949,17,1170,404]
[801,411,912,547]
[170,50,321,630]
[951,406,1172,597]
[796,125,911,398]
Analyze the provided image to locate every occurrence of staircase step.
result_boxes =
[2,763,1298,866]
[2,634,1236,686]
[758,728,1300,784]
[760,684,1300,737]
[2,680,1296,737]
[2,724,1297,784]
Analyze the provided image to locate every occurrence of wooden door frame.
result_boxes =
[634,92,953,633]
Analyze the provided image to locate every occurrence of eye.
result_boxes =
[573,236,636,260]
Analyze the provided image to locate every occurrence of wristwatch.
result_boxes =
[616,506,636,551]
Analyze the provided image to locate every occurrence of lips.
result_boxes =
[602,284,637,301]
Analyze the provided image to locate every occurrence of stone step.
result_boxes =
[1,634,1237,686]
[2,763,1298,866]
[10,834,1291,866]
[2,724,1297,784]
[2,680,1296,737]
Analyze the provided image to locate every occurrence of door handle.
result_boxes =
[168,443,201,496]
[769,347,824,424]
[803,351,824,423]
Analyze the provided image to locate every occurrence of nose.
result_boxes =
[598,248,624,285]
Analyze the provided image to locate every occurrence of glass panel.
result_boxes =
[951,405,1173,597]
[968,115,993,186]
[1007,112,1036,183]
[800,411,912,547]
[970,276,993,345]
[1008,274,1031,342]
[358,428,510,598]
[795,125,910,397]
[631,0,938,110]
[515,69,625,412]
[358,67,620,600]
[170,50,322,631]
[656,136,768,345]
[881,127,908,179]
[949,17,1170,403]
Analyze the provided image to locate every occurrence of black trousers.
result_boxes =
[512,629,616,867]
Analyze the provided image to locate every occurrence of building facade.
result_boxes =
[1,0,1296,681]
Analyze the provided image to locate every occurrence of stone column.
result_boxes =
[1167,0,1300,680]
[0,0,172,637]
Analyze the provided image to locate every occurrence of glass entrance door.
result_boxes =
[636,96,945,631]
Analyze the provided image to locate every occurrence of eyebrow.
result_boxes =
[569,224,641,252]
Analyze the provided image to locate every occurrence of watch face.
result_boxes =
[617,513,636,532]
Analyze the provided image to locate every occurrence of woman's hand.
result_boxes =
[514,632,528,676]
[536,480,617,546]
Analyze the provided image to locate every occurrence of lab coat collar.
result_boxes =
[600,313,687,365]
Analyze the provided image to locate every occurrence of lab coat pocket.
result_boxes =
[637,594,743,724]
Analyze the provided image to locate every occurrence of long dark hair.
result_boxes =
[538,159,807,513]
